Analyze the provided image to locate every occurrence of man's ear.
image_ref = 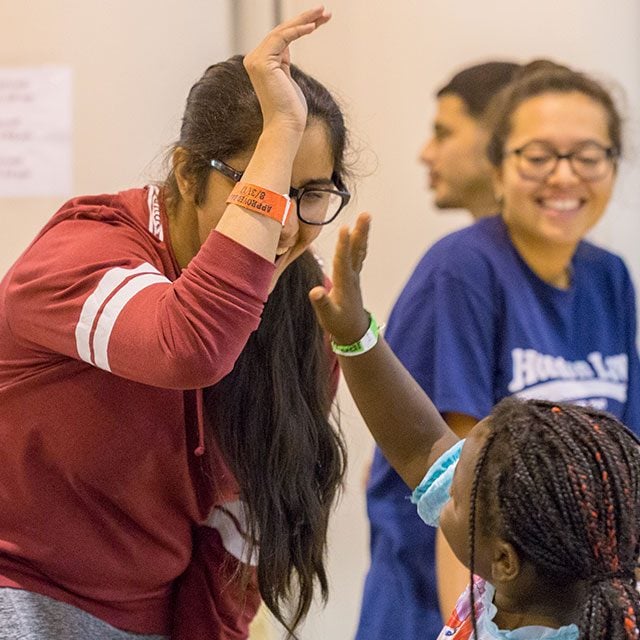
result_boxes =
[491,166,504,207]
[172,147,196,204]
[490,538,521,583]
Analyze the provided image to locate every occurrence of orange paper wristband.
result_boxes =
[226,182,291,225]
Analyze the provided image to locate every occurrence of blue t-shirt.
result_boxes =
[356,215,640,640]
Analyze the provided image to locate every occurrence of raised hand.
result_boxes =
[309,213,372,345]
[243,6,331,134]
[310,212,454,489]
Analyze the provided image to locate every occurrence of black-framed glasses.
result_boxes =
[506,141,618,182]
[211,159,351,225]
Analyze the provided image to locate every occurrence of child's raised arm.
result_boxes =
[309,214,459,489]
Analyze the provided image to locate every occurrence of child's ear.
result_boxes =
[490,539,521,583]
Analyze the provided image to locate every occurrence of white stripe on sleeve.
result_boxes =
[75,263,167,367]
[92,272,170,371]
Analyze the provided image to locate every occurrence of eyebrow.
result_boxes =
[521,137,610,149]
[234,168,336,191]
[296,176,335,189]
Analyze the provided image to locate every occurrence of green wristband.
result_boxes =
[331,312,381,357]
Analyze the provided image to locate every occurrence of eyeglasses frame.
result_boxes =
[210,159,351,225]
[506,141,619,182]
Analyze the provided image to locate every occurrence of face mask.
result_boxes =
[411,439,464,527]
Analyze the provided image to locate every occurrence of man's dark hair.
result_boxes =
[437,61,521,118]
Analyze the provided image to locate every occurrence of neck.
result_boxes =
[166,192,199,270]
[467,191,500,220]
[506,226,576,289]
[492,579,583,629]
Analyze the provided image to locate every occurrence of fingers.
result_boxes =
[264,6,331,52]
[350,213,371,271]
[332,213,371,275]
[330,213,371,290]
[243,5,331,132]
[309,284,329,307]
[308,285,335,329]
[331,226,353,292]
[312,214,372,344]
[278,6,331,33]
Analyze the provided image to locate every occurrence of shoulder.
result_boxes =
[27,187,166,264]
[388,218,511,336]
[51,187,153,231]
[575,240,635,292]
[9,187,169,286]
[405,216,514,294]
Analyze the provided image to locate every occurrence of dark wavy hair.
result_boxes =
[203,251,346,635]
[468,398,640,639]
[486,60,623,167]
[165,58,350,635]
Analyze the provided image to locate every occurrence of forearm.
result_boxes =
[338,338,456,489]
[215,127,301,262]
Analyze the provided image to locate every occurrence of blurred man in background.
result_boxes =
[357,61,521,640]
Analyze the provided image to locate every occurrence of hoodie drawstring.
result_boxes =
[194,388,205,457]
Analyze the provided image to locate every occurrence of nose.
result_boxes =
[546,156,581,185]
[419,137,436,166]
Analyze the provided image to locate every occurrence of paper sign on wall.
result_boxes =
[0,66,72,197]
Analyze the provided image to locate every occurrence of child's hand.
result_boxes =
[309,213,371,345]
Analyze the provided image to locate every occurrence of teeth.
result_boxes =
[543,199,580,211]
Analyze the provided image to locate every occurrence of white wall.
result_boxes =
[0,0,232,274]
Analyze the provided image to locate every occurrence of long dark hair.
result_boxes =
[203,251,346,635]
[468,398,640,639]
[166,57,350,634]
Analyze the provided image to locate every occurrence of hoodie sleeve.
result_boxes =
[4,214,275,390]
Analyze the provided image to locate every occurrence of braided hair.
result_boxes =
[467,397,640,639]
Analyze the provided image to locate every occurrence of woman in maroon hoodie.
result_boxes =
[0,7,350,639]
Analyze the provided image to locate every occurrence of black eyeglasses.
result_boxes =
[211,159,351,225]
[506,141,618,182]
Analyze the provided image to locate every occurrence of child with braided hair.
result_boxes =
[309,214,640,639]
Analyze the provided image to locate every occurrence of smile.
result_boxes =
[536,197,584,215]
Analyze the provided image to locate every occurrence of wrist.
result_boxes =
[259,121,305,147]
[226,182,291,226]
[331,312,382,357]
[240,128,299,195]
[331,313,370,346]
